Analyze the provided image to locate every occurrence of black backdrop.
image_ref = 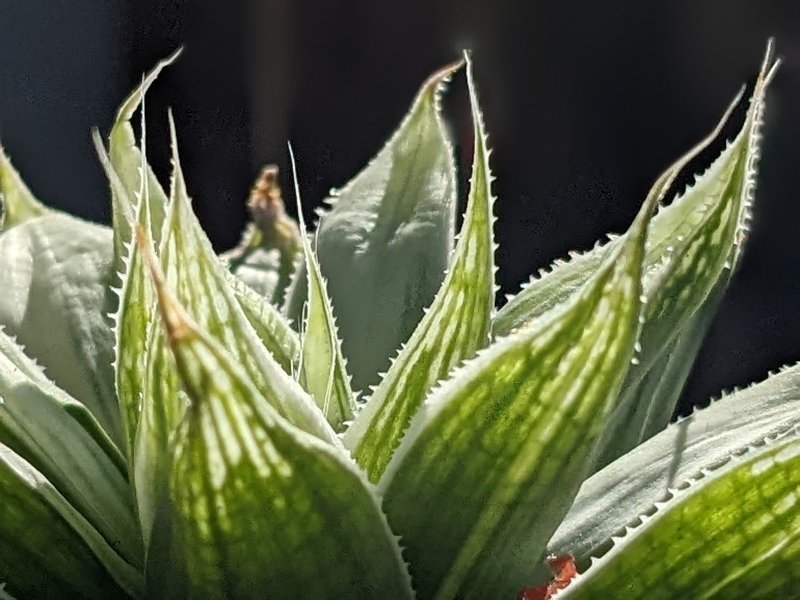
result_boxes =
[2,0,799,415]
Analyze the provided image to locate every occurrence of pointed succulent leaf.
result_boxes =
[345,55,495,481]
[495,47,777,468]
[0,147,51,232]
[286,61,462,392]
[290,148,357,431]
[108,50,178,268]
[158,114,337,442]
[222,165,302,303]
[0,328,141,568]
[0,213,122,444]
[0,443,141,598]
[94,130,156,458]
[148,268,413,599]
[591,50,777,468]
[379,176,657,599]
[558,433,800,598]
[133,116,339,546]
[550,362,800,565]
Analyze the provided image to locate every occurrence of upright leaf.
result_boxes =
[0,214,121,444]
[494,45,778,468]
[290,147,357,431]
[550,362,800,566]
[133,115,338,546]
[94,129,155,458]
[147,265,413,599]
[345,54,495,481]
[0,147,50,232]
[0,443,141,599]
[108,50,179,270]
[379,167,657,599]
[0,328,141,568]
[286,61,461,391]
[558,434,800,598]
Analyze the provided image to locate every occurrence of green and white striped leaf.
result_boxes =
[0,147,50,232]
[286,61,461,392]
[0,328,141,568]
[550,362,800,567]
[0,213,122,444]
[0,443,141,599]
[133,115,339,546]
[558,433,800,598]
[108,49,178,269]
[94,128,156,459]
[290,148,357,432]
[495,46,777,469]
[148,269,413,599]
[226,272,300,373]
[345,55,495,482]
[379,167,657,599]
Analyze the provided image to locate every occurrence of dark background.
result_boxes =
[1,1,798,415]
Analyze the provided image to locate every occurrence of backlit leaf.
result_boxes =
[345,54,495,482]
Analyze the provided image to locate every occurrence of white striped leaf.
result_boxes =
[0,147,50,232]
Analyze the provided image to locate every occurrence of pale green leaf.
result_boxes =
[0,443,141,598]
[494,46,778,469]
[379,168,657,599]
[0,146,50,232]
[148,269,413,599]
[290,147,357,432]
[133,115,338,547]
[558,433,800,598]
[286,61,461,391]
[108,50,179,269]
[226,272,300,373]
[550,362,800,567]
[345,54,495,482]
[0,213,122,444]
[94,129,156,459]
[0,328,141,568]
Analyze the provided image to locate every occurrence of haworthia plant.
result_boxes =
[0,40,796,600]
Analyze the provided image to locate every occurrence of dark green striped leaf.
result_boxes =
[0,443,140,598]
[559,433,800,598]
[148,267,413,599]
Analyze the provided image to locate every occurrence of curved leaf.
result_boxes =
[550,362,800,565]
[0,213,122,444]
[0,147,50,232]
[379,165,657,599]
[558,434,800,598]
[133,115,338,547]
[0,328,141,568]
[345,54,495,482]
[148,266,413,599]
[108,49,179,269]
[290,147,356,431]
[495,46,778,468]
[0,443,140,598]
[287,61,461,391]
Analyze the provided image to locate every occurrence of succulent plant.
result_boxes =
[0,42,798,599]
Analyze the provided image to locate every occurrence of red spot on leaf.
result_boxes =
[517,555,578,600]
